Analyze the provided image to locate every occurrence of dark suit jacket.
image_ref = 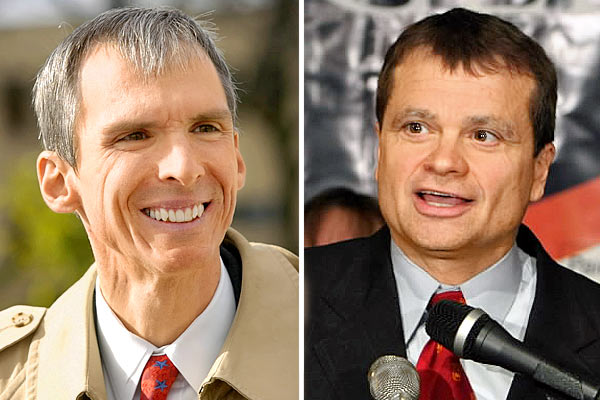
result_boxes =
[305,225,600,399]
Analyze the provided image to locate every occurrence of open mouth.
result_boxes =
[416,190,473,208]
[142,202,209,223]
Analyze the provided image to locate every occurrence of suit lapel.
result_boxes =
[507,226,600,400]
[312,228,406,399]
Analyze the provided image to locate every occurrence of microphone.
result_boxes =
[368,355,420,400]
[426,300,600,400]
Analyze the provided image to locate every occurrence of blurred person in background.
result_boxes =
[0,7,298,400]
[304,187,384,247]
[305,8,600,400]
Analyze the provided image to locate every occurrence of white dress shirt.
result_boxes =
[391,242,537,400]
[94,258,236,400]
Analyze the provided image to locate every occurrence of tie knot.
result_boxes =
[140,355,179,400]
[430,290,465,306]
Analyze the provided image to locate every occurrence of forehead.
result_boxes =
[386,49,535,128]
[76,44,229,131]
[78,43,220,94]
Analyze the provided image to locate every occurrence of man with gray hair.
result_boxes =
[0,7,298,400]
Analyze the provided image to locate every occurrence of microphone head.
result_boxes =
[426,299,492,358]
[368,355,420,400]
[425,300,472,350]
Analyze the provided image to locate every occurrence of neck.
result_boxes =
[96,254,221,347]
[394,238,514,285]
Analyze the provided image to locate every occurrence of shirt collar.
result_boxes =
[167,259,236,392]
[95,258,235,399]
[391,241,524,342]
[461,245,526,322]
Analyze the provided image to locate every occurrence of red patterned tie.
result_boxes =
[416,290,476,400]
[140,355,179,400]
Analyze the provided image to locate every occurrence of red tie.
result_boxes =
[140,355,179,400]
[416,290,476,400]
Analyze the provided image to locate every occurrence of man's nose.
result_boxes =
[422,135,468,176]
[157,135,205,186]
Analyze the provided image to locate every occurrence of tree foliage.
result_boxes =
[0,153,93,308]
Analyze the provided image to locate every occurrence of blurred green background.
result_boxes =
[0,0,298,309]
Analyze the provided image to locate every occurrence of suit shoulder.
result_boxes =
[0,305,46,353]
[251,242,299,273]
[305,235,377,281]
[539,260,600,332]
[554,263,600,299]
[0,305,46,397]
[224,227,298,274]
[306,235,373,259]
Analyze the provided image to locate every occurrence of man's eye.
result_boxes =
[121,132,147,141]
[193,124,219,133]
[473,130,499,143]
[405,122,428,135]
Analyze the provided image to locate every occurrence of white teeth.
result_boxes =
[146,203,206,223]
[426,202,453,208]
[421,190,454,198]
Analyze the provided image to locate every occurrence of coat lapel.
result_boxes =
[33,265,106,400]
[507,226,600,400]
[202,228,299,400]
[311,228,406,399]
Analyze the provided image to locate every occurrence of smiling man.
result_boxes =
[305,8,600,400]
[0,7,298,400]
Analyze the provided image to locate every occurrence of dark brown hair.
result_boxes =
[375,8,556,155]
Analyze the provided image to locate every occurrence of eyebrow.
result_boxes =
[389,107,517,138]
[191,109,233,123]
[102,109,233,135]
[389,107,438,127]
[463,115,517,139]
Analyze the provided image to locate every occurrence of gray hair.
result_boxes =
[33,7,238,167]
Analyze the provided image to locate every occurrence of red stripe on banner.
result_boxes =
[524,176,600,260]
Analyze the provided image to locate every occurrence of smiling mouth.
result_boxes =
[416,190,473,207]
[142,202,209,223]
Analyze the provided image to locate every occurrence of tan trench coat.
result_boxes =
[0,228,298,400]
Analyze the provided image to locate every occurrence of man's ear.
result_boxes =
[37,151,81,213]
[375,122,382,182]
[233,131,246,190]
[530,143,556,202]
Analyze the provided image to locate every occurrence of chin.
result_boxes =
[403,223,474,253]
[415,237,470,253]
[146,247,218,272]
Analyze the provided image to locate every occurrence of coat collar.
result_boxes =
[310,227,405,399]
[32,265,105,400]
[30,228,298,400]
[202,228,299,400]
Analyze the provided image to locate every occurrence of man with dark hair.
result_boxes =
[305,8,600,400]
[0,7,298,400]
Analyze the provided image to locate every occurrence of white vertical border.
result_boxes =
[298,0,305,399]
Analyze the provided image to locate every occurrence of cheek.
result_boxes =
[212,148,243,189]
[202,151,242,212]
[79,156,138,228]
[377,145,416,214]
[477,154,534,212]
[379,143,419,190]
